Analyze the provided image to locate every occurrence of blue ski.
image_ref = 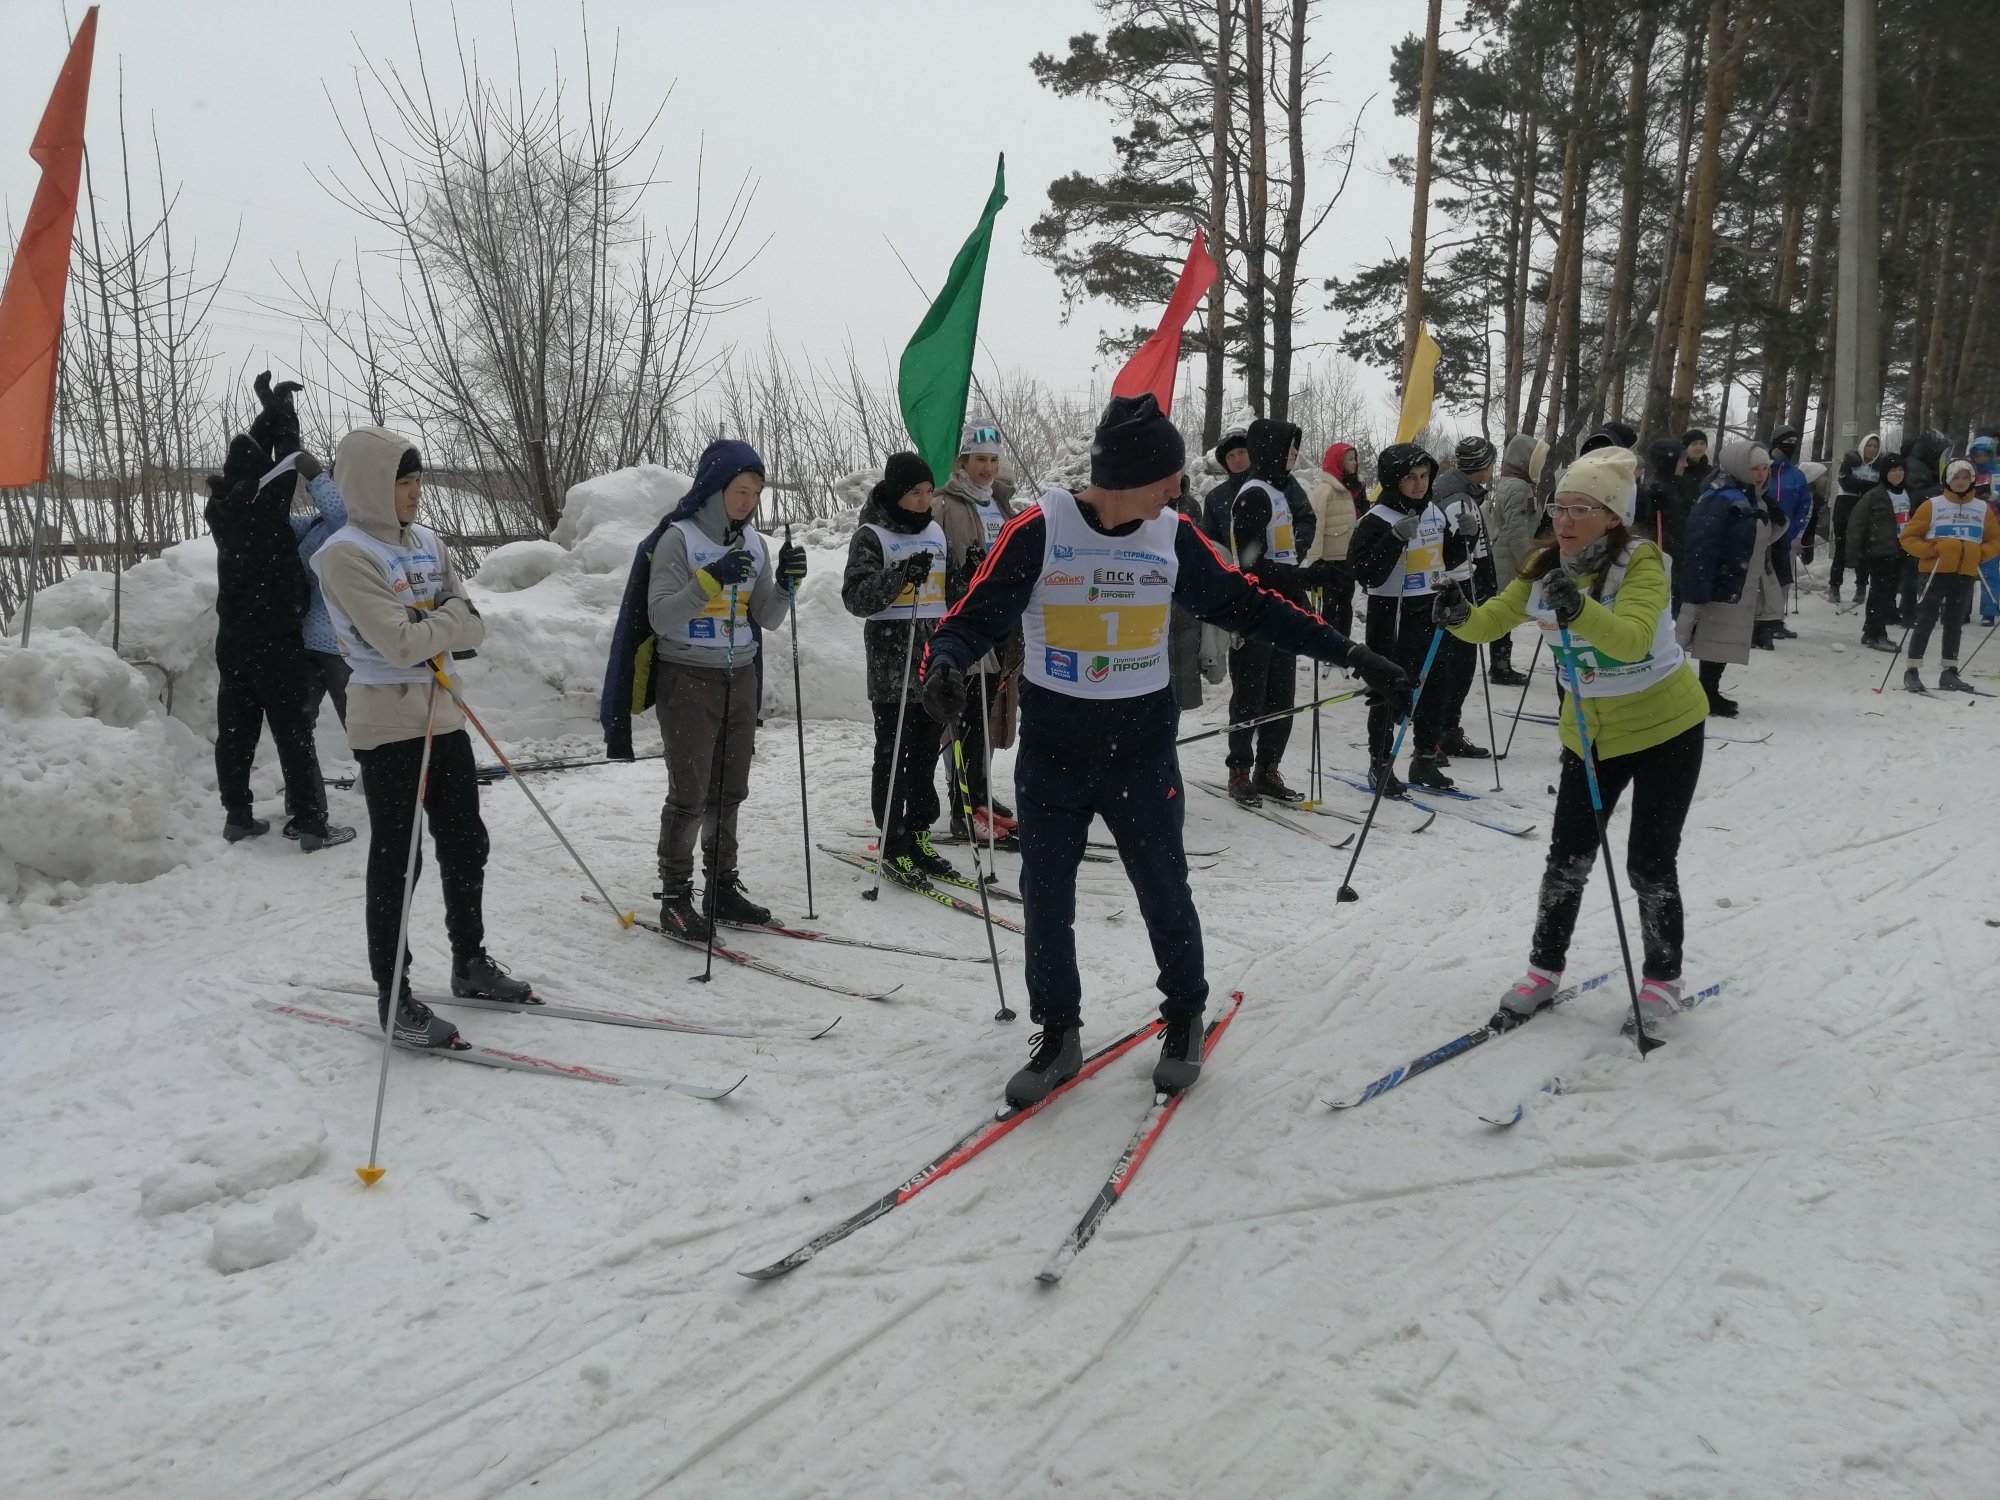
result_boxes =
[1478,981,1729,1127]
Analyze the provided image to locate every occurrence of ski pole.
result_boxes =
[977,667,1001,873]
[867,598,922,902]
[1554,623,1660,1057]
[949,726,1015,1023]
[693,582,743,981]
[1173,689,1363,747]
[429,666,634,929]
[1961,573,2000,672]
[1499,636,1542,760]
[784,527,816,919]
[358,678,440,1185]
[1476,644,1504,790]
[1872,565,1940,693]
[1309,597,1324,805]
[1336,626,1444,903]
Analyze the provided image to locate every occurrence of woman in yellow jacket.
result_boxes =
[1432,447,1710,1038]
[1899,458,2000,694]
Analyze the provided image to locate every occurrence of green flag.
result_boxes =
[898,154,1007,490]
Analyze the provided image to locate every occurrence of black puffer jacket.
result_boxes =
[1640,437,1688,559]
[1348,443,1466,592]
[842,492,942,704]
[204,436,310,646]
[1227,418,1316,598]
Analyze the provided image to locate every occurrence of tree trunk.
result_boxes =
[1907,200,1939,424]
[1593,4,1658,431]
[1641,10,1703,435]
[1401,0,1443,387]
[1753,65,1827,435]
[1919,200,1956,431]
[1786,165,1838,437]
[1532,31,1598,442]
[1947,198,2000,437]
[1502,98,1539,433]
[1244,0,1269,416]
[1202,0,1233,446]
[1268,0,1310,422]
[1670,0,1755,431]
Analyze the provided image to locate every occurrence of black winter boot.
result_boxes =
[224,811,270,843]
[1250,764,1306,803]
[659,881,712,941]
[1227,768,1262,806]
[452,950,538,1003]
[1439,727,1491,759]
[1367,758,1407,799]
[1939,666,1974,694]
[708,871,773,926]
[1152,1013,1205,1095]
[377,984,469,1050]
[1904,667,1928,695]
[1005,1025,1083,1108]
[1409,754,1456,790]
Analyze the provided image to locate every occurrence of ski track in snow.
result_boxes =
[6,613,2000,1498]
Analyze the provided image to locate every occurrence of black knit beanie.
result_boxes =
[1455,435,1498,473]
[871,451,935,512]
[1091,393,1186,490]
[397,447,424,479]
[1215,427,1249,463]
[1681,429,1708,449]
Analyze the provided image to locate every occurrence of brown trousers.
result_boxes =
[655,660,758,890]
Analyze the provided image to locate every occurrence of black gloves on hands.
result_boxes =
[1431,577,1471,628]
[1541,568,1585,625]
[777,540,807,590]
[1345,643,1414,717]
[248,371,304,460]
[897,550,935,586]
[921,658,967,727]
[702,548,756,589]
[963,543,987,575]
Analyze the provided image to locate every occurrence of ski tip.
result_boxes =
[354,1165,386,1186]
[716,1074,750,1099]
[1414,811,1439,833]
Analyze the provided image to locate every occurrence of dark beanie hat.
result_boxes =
[1215,426,1249,462]
[1681,428,1709,447]
[397,447,424,479]
[872,451,935,508]
[1578,422,1638,456]
[1455,435,1497,472]
[1091,393,1186,490]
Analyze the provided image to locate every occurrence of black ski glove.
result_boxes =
[897,550,935,586]
[776,540,807,590]
[699,548,756,591]
[1541,568,1585,625]
[1432,577,1471,628]
[1345,643,1413,716]
[248,371,304,460]
[921,658,967,727]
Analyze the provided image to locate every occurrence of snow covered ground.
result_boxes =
[6,546,2000,1496]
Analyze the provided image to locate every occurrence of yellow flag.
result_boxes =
[1394,326,1442,446]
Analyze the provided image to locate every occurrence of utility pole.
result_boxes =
[1402,0,1443,388]
[1830,0,1879,456]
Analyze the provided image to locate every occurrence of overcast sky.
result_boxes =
[1,0,1421,425]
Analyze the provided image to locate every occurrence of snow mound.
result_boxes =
[474,538,570,593]
[139,1118,327,1217]
[0,628,215,907]
[210,1199,317,1274]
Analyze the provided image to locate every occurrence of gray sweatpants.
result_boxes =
[655,660,759,890]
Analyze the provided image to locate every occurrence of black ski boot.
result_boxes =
[1939,666,1975,694]
[1227,768,1262,806]
[1862,633,1898,653]
[1774,621,1799,640]
[1250,764,1307,803]
[451,949,538,1004]
[1152,1012,1204,1095]
[878,834,935,890]
[910,829,963,881]
[1409,754,1456,790]
[708,871,773,926]
[223,811,270,843]
[1367,758,1407,799]
[1005,1025,1083,1108]
[659,881,713,941]
[1904,667,1928,695]
[1439,727,1491,760]
[378,984,469,1050]
[1751,622,1777,651]
[1488,664,1529,687]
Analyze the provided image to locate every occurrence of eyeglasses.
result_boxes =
[1546,502,1606,520]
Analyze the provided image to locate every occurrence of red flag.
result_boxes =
[1110,230,1218,416]
[0,8,99,487]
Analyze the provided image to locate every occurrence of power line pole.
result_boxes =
[1831,0,1879,455]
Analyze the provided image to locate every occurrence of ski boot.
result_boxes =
[1366,758,1407,800]
[1904,667,1928,695]
[659,881,713,941]
[1152,1012,1204,1095]
[451,949,538,1004]
[1408,754,1456,791]
[1005,1025,1083,1108]
[1439,727,1491,760]
[1862,633,1898,653]
[1774,621,1799,640]
[910,829,964,882]
[1825,584,1842,604]
[708,871,774,926]
[1939,666,1975,694]
[223,810,270,843]
[295,820,356,853]
[1621,978,1683,1040]
[1250,764,1306,803]
[378,985,469,1050]
[1488,967,1561,1033]
[1227,768,1261,806]
[969,806,1020,848]
[1488,664,1529,688]
[1751,622,1777,651]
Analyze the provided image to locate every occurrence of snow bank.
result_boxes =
[210,1200,317,1274]
[138,1119,327,1218]
[0,628,215,907]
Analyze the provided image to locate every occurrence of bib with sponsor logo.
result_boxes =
[1889,489,1912,525]
[1236,478,1296,566]
[1524,541,1681,698]
[1020,489,1179,699]
[673,519,768,649]
[1363,502,1448,598]
[974,499,1006,548]
[310,522,447,685]
[866,520,948,619]
[1928,495,1987,542]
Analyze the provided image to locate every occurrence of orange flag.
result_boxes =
[1110,230,1218,417]
[0,9,99,487]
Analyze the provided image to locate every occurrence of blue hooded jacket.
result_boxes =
[598,440,766,758]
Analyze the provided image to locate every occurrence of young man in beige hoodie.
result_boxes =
[311,428,535,1048]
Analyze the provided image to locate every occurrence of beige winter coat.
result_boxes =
[314,425,485,751]
[1305,476,1357,562]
